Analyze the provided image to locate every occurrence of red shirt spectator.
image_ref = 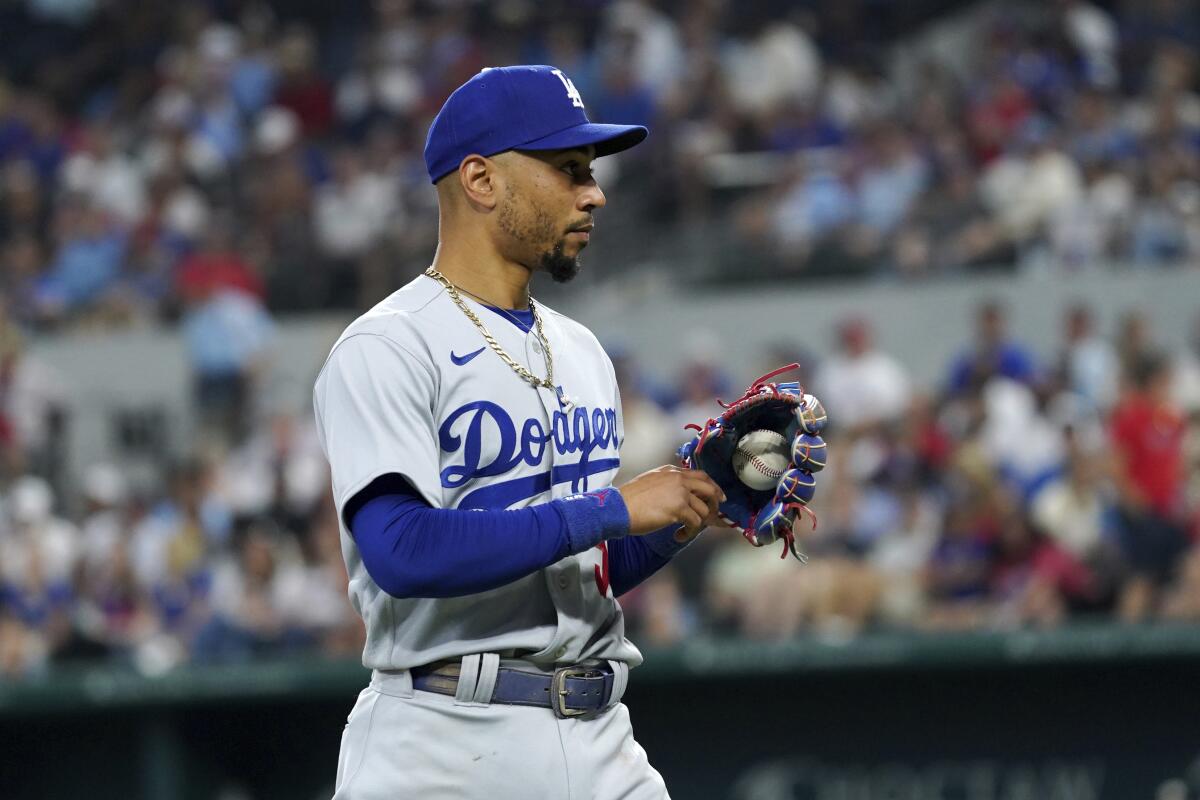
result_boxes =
[1110,356,1186,518]
[176,219,264,301]
[177,251,264,301]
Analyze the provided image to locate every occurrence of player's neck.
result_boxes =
[430,249,532,310]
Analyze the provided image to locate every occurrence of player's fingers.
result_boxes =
[682,471,726,503]
[686,492,710,522]
[674,495,708,541]
[677,501,704,535]
[692,483,721,521]
[674,525,705,544]
[674,525,702,544]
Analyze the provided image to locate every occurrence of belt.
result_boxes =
[411,661,615,720]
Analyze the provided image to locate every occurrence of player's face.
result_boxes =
[496,146,605,283]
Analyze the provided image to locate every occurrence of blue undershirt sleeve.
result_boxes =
[606,525,691,597]
[348,477,630,599]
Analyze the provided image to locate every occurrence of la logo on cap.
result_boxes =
[551,69,584,109]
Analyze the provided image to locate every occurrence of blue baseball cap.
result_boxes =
[423,65,649,184]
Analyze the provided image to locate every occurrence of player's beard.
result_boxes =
[539,240,580,283]
[498,190,582,283]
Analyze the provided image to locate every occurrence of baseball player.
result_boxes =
[314,65,726,799]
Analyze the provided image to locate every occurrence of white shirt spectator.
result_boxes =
[0,477,79,587]
[2,350,67,458]
[1066,334,1120,413]
[815,348,910,429]
[274,558,354,633]
[981,147,1084,241]
[615,395,677,484]
[79,509,124,581]
[604,1,686,95]
[722,22,822,115]
[313,170,399,259]
[1061,0,1119,88]
[981,378,1064,482]
[1051,170,1134,267]
[216,413,329,517]
[61,150,147,226]
[1031,475,1106,560]
[128,512,176,590]
[208,555,285,630]
[1173,339,1200,415]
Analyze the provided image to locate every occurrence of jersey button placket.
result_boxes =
[527,334,562,492]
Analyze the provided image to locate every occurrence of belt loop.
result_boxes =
[606,660,629,707]
[370,668,414,698]
[454,654,482,705]
[472,653,500,704]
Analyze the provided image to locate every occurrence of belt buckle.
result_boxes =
[551,666,600,720]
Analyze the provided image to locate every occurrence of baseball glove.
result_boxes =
[677,363,827,561]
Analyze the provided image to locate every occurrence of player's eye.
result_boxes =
[561,162,594,183]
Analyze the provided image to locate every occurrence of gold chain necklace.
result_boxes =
[425,267,573,408]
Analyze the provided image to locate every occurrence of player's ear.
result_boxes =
[458,155,500,210]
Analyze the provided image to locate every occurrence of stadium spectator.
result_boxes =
[1030,429,1121,611]
[175,213,265,301]
[1110,352,1190,619]
[77,462,130,585]
[0,309,67,479]
[215,407,328,532]
[273,514,363,657]
[60,120,147,227]
[947,300,1038,395]
[1056,302,1120,413]
[312,146,400,308]
[814,317,910,433]
[128,459,228,595]
[0,476,78,674]
[272,25,334,138]
[922,486,1001,630]
[193,526,311,662]
[33,196,128,325]
[180,275,275,444]
[611,350,677,483]
[1171,312,1200,416]
[868,485,940,626]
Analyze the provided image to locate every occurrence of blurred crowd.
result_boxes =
[2,0,1200,333]
[2,0,1200,674]
[2,294,1200,675]
[0,315,361,673]
[616,301,1200,645]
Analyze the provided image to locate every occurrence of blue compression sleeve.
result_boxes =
[348,479,630,599]
[607,525,689,597]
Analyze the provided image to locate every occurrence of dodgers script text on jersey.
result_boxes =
[441,400,620,509]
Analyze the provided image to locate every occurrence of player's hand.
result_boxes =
[618,465,725,538]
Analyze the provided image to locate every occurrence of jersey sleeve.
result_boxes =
[314,332,443,519]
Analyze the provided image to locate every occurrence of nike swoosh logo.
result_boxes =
[450,346,486,366]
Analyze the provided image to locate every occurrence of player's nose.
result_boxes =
[579,182,606,212]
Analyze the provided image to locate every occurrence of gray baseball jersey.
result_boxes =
[313,274,642,671]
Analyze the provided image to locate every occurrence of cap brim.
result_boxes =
[517,122,648,158]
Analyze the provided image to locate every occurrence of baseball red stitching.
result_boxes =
[736,445,785,479]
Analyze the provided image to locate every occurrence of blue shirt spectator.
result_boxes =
[948,301,1038,394]
[36,206,127,313]
[181,289,276,377]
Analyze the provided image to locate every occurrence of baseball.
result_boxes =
[732,430,790,491]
